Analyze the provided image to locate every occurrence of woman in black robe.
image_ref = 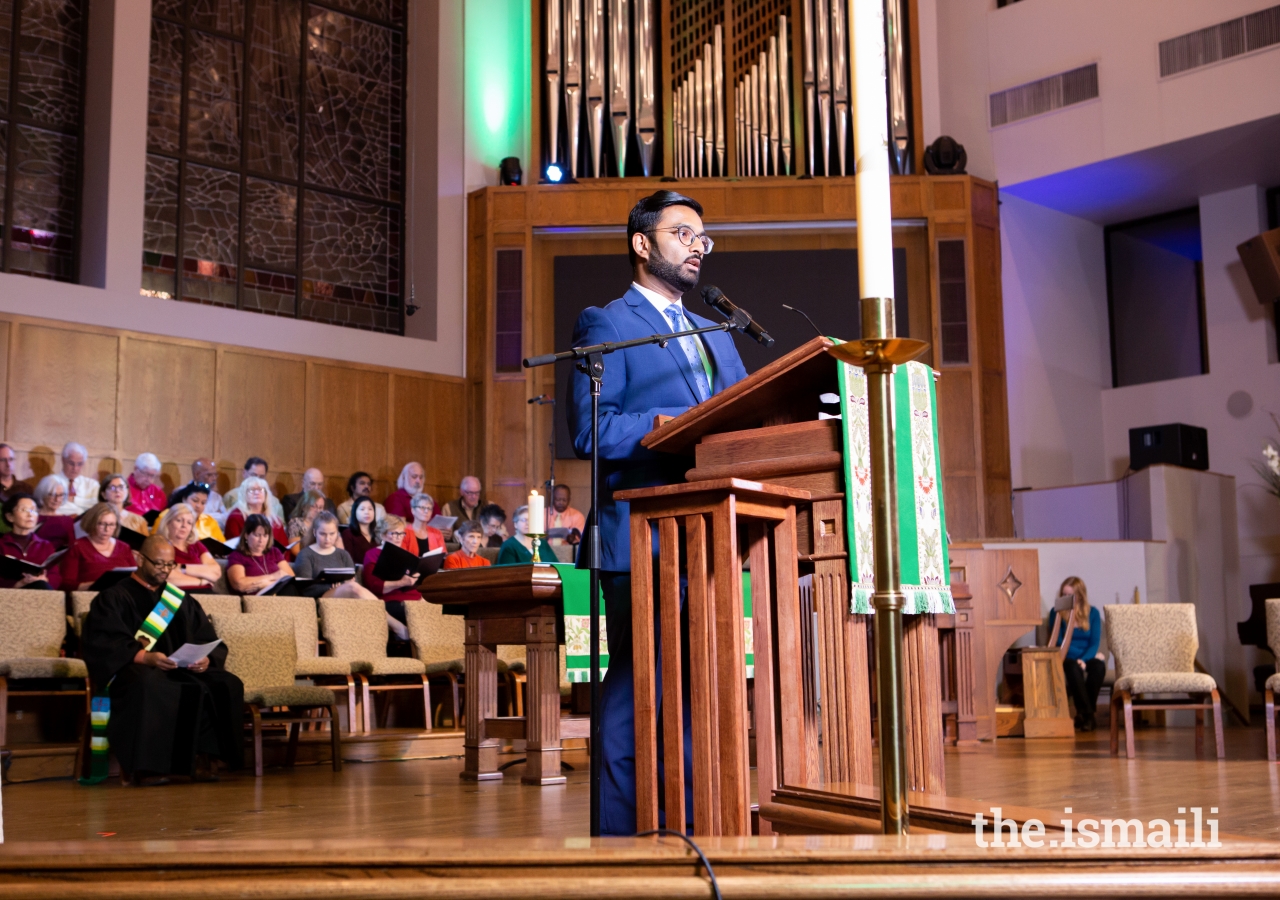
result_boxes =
[81,535,244,783]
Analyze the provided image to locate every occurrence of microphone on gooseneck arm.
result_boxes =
[699,285,777,347]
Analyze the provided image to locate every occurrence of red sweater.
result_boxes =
[224,509,289,548]
[362,546,423,602]
[0,532,62,589]
[61,537,136,589]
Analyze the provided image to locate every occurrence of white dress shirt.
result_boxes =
[59,474,101,516]
[631,281,713,368]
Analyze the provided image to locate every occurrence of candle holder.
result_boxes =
[528,532,547,563]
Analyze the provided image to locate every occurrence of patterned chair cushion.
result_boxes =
[1114,672,1216,695]
[318,598,388,664]
[295,656,369,677]
[367,657,427,676]
[245,684,338,708]
[197,595,245,624]
[426,659,464,676]
[0,657,88,679]
[1104,604,1199,678]
[404,602,464,667]
[243,595,321,661]
[1267,598,1280,673]
[0,594,68,660]
[1267,672,1280,692]
[218,613,298,691]
[70,592,97,636]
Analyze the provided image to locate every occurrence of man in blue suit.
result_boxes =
[568,190,748,835]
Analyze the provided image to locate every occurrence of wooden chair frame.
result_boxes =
[1268,684,1279,762]
[247,700,343,777]
[356,673,432,733]
[1110,688,1225,760]
[0,673,91,776]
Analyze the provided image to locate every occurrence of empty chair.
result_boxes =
[70,591,97,638]
[319,597,429,732]
[196,595,244,625]
[0,591,90,767]
[1264,598,1280,761]
[1106,603,1224,759]
[243,595,368,731]
[217,612,342,777]
[404,601,464,727]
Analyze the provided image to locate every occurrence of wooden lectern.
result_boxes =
[638,337,946,828]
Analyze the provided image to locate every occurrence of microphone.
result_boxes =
[781,304,825,338]
[700,286,776,347]
[528,394,555,405]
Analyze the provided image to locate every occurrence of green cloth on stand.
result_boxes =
[837,353,953,615]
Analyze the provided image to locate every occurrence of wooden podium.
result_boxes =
[637,337,947,832]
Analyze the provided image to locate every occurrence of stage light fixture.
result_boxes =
[499,156,523,185]
[546,162,565,183]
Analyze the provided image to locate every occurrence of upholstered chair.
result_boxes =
[217,612,342,776]
[1263,598,1280,761]
[1106,603,1223,759]
[318,597,428,732]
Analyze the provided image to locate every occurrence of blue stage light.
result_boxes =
[546,163,564,183]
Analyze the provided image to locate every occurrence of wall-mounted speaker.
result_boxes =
[1238,226,1280,305]
[1129,423,1209,472]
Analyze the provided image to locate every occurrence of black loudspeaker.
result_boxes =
[1129,423,1209,472]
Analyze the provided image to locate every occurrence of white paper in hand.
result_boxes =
[427,515,458,531]
[168,639,222,668]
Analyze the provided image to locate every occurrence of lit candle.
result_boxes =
[528,489,545,533]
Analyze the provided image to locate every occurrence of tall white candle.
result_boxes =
[850,0,894,302]
[528,490,545,533]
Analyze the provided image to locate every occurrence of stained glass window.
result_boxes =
[0,0,86,281]
[144,0,406,335]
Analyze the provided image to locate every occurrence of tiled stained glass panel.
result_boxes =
[190,0,242,36]
[152,0,184,20]
[9,124,76,279]
[17,0,84,129]
[181,163,239,307]
[186,28,242,166]
[246,0,300,180]
[304,9,403,202]
[0,0,12,117]
[243,177,296,270]
[243,268,296,316]
[148,18,183,153]
[300,189,398,333]
[315,0,406,27]
[142,154,179,297]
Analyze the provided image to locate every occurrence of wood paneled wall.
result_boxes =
[0,314,469,508]
[467,175,1015,539]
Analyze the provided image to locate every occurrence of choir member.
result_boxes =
[189,458,227,524]
[361,515,422,632]
[0,443,32,503]
[61,503,137,591]
[81,534,244,784]
[384,461,425,519]
[168,483,226,543]
[223,476,289,547]
[496,505,556,565]
[285,490,328,559]
[126,453,167,515]
[0,494,61,589]
[336,471,384,525]
[443,520,491,570]
[225,514,293,595]
[222,457,285,520]
[292,512,378,600]
[547,484,585,547]
[59,441,101,515]
[479,503,509,548]
[441,476,484,529]
[282,468,335,522]
[33,474,75,551]
[100,473,151,535]
[340,495,378,564]
[154,503,221,593]
[407,492,445,556]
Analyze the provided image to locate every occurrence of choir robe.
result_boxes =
[81,576,244,776]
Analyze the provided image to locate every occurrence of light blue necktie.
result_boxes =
[664,304,712,402]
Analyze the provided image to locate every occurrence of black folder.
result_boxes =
[89,568,137,591]
[0,549,66,582]
[117,526,148,552]
[371,541,440,581]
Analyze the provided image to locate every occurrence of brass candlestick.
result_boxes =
[826,298,928,835]
[528,532,547,564]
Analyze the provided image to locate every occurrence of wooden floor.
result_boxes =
[5,724,1280,843]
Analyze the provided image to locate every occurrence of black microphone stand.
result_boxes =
[523,320,734,838]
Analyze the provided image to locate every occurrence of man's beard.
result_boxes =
[647,242,701,294]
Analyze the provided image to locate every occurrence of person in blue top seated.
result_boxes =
[1049,576,1105,732]
[496,505,556,565]
[568,190,749,835]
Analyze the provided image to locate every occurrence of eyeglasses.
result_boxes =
[648,225,714,254]
[140,554,178,572]
[385,531,406,540]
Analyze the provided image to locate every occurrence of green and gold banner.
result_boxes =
[838,358,953,615]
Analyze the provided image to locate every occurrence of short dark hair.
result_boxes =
[244,456,268,473]
[169,482,209,507]
[455,519,483,541]
[553,484,570,497]
[242,513,274,542]
[627,190,704,268]
[478,502,506,524]
[2,492,33,523]
[346,470,372,498]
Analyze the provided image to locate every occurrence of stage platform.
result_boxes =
[3,727,1280,896]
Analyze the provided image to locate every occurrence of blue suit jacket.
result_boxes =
[568,287,749,572]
